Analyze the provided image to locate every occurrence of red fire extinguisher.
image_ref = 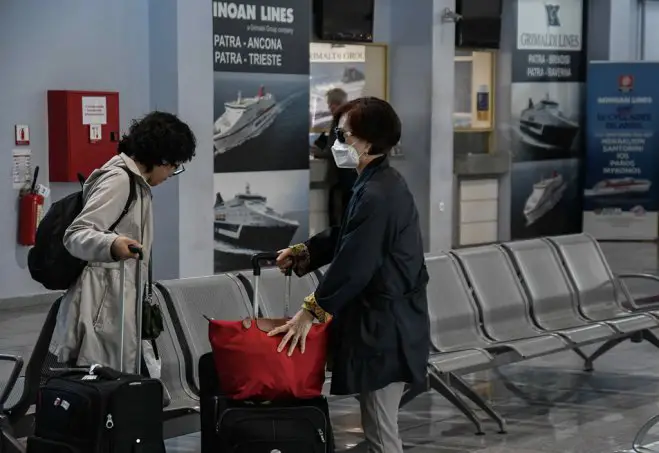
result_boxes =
[18,166,45,246]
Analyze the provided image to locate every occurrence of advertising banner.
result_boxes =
[211,0,311,272]
[583,62,659,240]
[509,0,586,240]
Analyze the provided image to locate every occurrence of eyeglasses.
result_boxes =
[172,164,186,176]
[334,127,353,144]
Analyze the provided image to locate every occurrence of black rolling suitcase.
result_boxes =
[199,254,334,453]
[27,248,166,453]
[200,353,334,453]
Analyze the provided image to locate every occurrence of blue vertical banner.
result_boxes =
[583,62,659,240]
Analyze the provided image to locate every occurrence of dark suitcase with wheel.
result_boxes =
[200,253,334,453]
[200,353,334,453]
[26,247,165,453]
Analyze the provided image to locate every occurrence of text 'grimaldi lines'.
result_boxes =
[212,2,294,23]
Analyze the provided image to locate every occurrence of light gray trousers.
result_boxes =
[358,382,406,453]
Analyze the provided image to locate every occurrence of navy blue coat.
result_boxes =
[297,156,429,396]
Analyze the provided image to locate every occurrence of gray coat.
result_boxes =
[50,153,153,373]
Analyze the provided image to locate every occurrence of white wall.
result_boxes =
[642,0,659,60]
[373,0,456,252]
[587,0,642,61]
[0,0,150,299]
[0,0,214,299]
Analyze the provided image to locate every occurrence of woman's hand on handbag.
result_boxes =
[268,309,315,356]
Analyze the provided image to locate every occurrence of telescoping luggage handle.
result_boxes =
[118,244,144,375]
[251,252,292,318]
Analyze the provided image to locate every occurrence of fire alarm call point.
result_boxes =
[47,90,120,182]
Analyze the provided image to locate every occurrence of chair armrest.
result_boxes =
[0,354,24,408]
[616,273,659,308]
[617,272,659,283]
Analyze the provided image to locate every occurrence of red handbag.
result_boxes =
[208,253,330,401]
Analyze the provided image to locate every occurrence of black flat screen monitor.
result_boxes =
[456,0,503,49]
[314,0,374,42]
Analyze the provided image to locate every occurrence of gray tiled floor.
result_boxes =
[4,242,659,452]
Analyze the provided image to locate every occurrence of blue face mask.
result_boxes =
[330,139,360,169]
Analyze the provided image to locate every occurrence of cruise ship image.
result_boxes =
[310,67,366,126]
[214,183,299,251]
[519,94,580,149]
[523,172,567,226]
[584,178,652,197]
[213,86,280,154]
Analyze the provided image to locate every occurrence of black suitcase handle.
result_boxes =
[128,244,144,260]
[250,252,293,317]
[251,252,292,277]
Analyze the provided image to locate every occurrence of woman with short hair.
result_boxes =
[51,111,197,373]
[271,97,429,453]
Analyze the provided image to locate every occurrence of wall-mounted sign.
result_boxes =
[15,124,30,145]
[212,0,310,74]
[583,61,659,240]
[310,43,366,63]
[82,96,107,125]
[513,0,585,83]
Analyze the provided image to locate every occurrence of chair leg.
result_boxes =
[585,337,627,372]
[573,347,589,364]
[428,370,484,435]
[447,373,507,434]
[1,424,25,453]
[399,381,425,409]
[642,329,659,349]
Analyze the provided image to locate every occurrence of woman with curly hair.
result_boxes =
[50,111,196,373]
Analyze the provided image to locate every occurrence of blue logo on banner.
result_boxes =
[545,5,561,27]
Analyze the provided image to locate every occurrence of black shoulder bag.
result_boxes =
[142,252,164,359]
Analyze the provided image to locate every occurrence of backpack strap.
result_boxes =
[108,167,137,232]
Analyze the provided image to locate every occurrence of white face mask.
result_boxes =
[331,139,360,168]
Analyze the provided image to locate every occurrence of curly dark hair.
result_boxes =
[333,97,401,156]
[118,111,196,171]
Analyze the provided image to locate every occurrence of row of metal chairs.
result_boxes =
[2,233,659,450]
[147,232,659,435]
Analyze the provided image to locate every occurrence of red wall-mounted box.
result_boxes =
[47,90,120,182]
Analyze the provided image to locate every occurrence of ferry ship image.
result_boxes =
[584,178,652,197]
[213,85,280,155]
[519,94,580,149]
[310,67,366,126]
[523,172,567,226]
[214,183,299,251]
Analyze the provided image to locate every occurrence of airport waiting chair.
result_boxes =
[547,233,659,317]
[155,274,253,396]
[0,355,24,453]
[424,254,529,434]
[544,234,659,369]
[452,245,619,368]
[149,286,201,438]
[500,239,619,371]
[448,248,571,358]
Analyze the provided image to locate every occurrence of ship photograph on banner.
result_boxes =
[213,171,309,272]
[213,71,310,173]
